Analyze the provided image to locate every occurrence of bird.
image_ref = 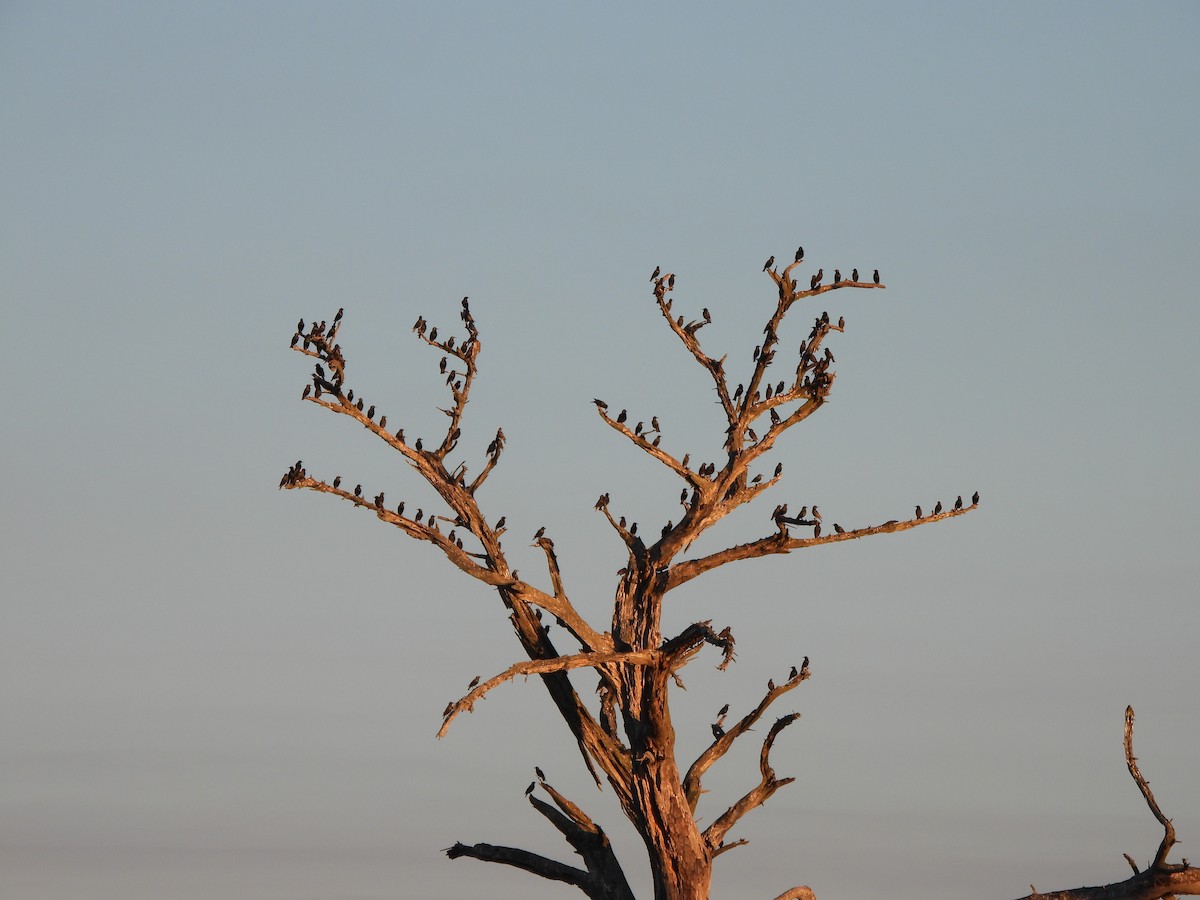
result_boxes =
[617,409,627,424]
[702,308,711,323]
[302,384,311,399]
[852,268,859,282]
[972,491,980,505]
[954,496,963,510]
[468,675,480,689]
[873,269,880,284]
[811,505,822,521]
[768,678,776,691]
[915,505,923,518]
[795,246,804,263]
[668,273,675,288]
[790,665,799,679]
[366,405,375,419]
[834,523,845,534]
[397,502,405,516]
[774,462,783,476]
[934,501,943,515]
[525,781,535,796]
[763,255,775,272]
[333,475,342,489]
[428,327,437,341]
[593,398,608,410]
[833,269,841,284]
[534,526,546,540]
[415,438,423,451]
[651,265,661,281]
[354,484,362,497]
[443,701,454,718]
[594,493,609,510]
[810,274,819,290]
[379,415,386,429]
[813,523,821,537]
[681,453,690,468]
[718,703,730,717]
[535,766,545,780]
[297,318,305,334]
[711,723,725,739]
[334,307,344,322]
[495,515,506,529]
[814,267,824,284]
[374,493,384,509]
[651,415,660,432]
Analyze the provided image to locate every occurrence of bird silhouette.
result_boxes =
[915,505,923,518]
[972,491,980,505]
[795,246,804,263]
[651,265,661,281]
[852,268,859,282]
[763,256,775,272]
[873,269,880,284]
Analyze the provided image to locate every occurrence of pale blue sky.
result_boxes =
[2,2,1198,899]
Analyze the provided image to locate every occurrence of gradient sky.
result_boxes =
[2,3,1198,899]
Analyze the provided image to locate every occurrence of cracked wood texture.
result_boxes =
[273,255,1190,899]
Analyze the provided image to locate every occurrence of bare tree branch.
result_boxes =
[1012,707,1200,900]
[704,712,803,851]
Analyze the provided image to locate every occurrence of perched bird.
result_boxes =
[354,484,362,497]
[681,453,690,468]
[813,523,822,538]
[954,496,963,510]
[915,505,923,518]
[379,415,387,429]
[593,398,608,410]
[495,515,506,529]
[356,398,364,411]
[468,675,480,689]
[334,307,344,322]
[651,265,661,281]
[534,526,546,540]
[667,273,675,288]
[535,766,545,780]
[302,384,311,399]
[934,501,943,515]
[790,665,799,679]
[702,308,712,323]
[415,438,423,451]
[972,490,980,505]
[718,703,730,717]
[873,269,880,284]
[525,781,535,796]
[366,405,375,419]
[795,246,804,263]
[397,502,405,516]
[811,505,821,521]
[651,415,660,432]
[852,268,859,282]
[594,493,609,510]
[774,462,783,476]
[768,678,776,691]
[837,316,845,329]
[711,723,725,739]
[443,701,454,718]
[429,327,438,341]
[833,269,842,284]
[810,274,819,290]
[763,255,775,272]
[834,523,845,534]
[617,409,627,424]
[814,267,824,284]
[374,493,384,509]
[333,475,342,489]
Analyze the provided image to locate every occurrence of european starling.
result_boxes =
[302,384,311,399]
[934,501,943,515]
[334,307,344,322]
[972,491,980,505]
[813,523,821,537]
[495,516,506,529]
[712,723,725,739]
[525,781,535,796]
[534,526,545,539]
[718,703,730,717]
[702,308,711,323]
[954,496,963,510]
[651,415,660,431]
[468,675,480,689]
[852,268,859,282]
[790,665,799,679]
[763,256,775,272]
[667,273,675,288]
[834,523,845,534]
[354,484,362,497]
[833,269,841,284]
[617,409,627,424]
[535,766,545,780]
[593,398,608,410]
[651,265,661,282]
[366,405,375,419]
[379,415,386,429]
[795,246,804,263]
[915,505,923,518]
[333,476,342,489]
[873,269,880,284]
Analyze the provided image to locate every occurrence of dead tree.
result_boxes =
[278,254,1189,899]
